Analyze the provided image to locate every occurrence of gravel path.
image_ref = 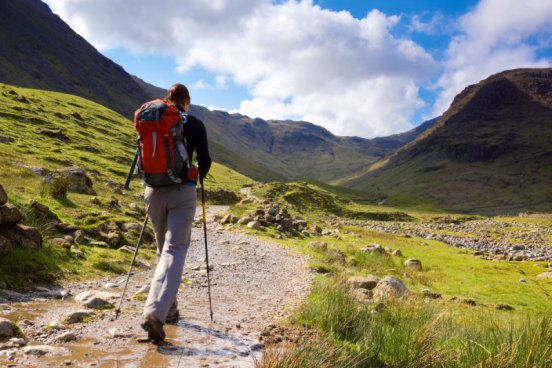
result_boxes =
[0,205,312,368]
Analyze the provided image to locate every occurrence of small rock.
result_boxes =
[496,304,514,311]
[308,241,328,251]
[107,328,131,338]
[247,221,261,229]
[404,259,423,271]
[75,291,117,309]
[392,249,403,257]
[56,331,77,342]
[347,275,379,290]
[22,345,70,356]
[46,320,67,330]
[519,278,527,283]
[64,310,94,324]
[421,289,442,299]
[237,216,253,225]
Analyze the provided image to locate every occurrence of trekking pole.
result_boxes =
[200,178,214,322]
[124,147,140,190]
[115,215,149,319]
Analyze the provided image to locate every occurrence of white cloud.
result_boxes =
[432,0,552,116]
[44,0,436,138]
[409,12,448,35]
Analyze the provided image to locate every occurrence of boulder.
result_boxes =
[347,275,379,290]
[96,221,122,247]
[28,200,59,223]
[0,184,7,206]
[0,318,14,337]
[373,276,411,301]
[44,167,95,195]
[0,204,24,227]
[536,271,552,280]
[0,225,42,248]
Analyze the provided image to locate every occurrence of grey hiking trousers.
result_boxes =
[142,184,197,323]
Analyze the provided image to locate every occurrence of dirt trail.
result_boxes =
[0,205,312,367]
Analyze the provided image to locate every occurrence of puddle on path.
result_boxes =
[3,294,262,367]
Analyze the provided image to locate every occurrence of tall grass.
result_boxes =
[257,279,552,368]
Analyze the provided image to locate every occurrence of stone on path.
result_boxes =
[64,310,95,324]
[56,331,77,342]
[22,345,71,356]
[75,291,117,309]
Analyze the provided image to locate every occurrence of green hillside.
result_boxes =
[0,83,253,287]
[338,69,552,214]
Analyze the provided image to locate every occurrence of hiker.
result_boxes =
[140,83,211,342]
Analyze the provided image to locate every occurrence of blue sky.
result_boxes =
[44,0,552,138]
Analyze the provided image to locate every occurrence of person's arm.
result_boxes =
[195,120,211,180]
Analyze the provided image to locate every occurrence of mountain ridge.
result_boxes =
[339,68,552,213]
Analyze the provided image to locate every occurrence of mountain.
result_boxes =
[189,107,437,182]
[0,0,153,118]
[0,0,434,183]
[338,68,552,214]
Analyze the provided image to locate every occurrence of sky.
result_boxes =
[43,0,552,138]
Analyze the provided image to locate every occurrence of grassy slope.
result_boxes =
[232,184,552,366]
[0,83,253,288]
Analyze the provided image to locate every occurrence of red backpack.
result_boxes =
[134,99,189,186]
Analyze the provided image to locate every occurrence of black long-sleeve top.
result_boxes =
[181,113,211,180]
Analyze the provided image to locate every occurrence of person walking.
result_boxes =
[140,83,211,342]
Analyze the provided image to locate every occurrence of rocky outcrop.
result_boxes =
[0,184,43,252]
[43,167,95,195]
[235,202,314,236]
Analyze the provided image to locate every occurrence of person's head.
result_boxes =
[165,83,191,112]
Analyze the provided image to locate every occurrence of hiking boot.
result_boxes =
[140,314,165,342]
[166,300,179,324]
